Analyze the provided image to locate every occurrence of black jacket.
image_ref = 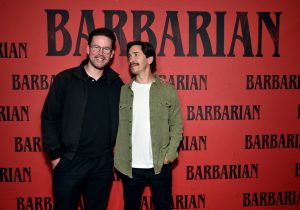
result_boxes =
[41,59,123,160]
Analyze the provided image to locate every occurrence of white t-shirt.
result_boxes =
[131,81,153,168]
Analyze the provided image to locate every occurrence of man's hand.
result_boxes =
[51,158,61,169]
[164,158,170,164]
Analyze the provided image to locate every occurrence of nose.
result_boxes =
[97,47,105,54]
[128,56,134,63]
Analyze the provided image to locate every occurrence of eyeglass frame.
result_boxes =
[89,45,113,54]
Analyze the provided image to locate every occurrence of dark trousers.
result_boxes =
[120,164,172,210]
[52,154,113,210]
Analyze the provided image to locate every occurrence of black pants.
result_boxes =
[120,164,172,210]
[52,154,113,210]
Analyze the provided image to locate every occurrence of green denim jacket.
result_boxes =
[114,75,183,177]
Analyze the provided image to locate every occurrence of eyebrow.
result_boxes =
[129,51,141,54]
[91,45,111,48]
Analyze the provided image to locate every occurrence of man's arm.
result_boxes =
[165,86,183,162]
[41,75,64,163]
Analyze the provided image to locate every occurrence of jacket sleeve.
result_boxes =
[165,86,183,162]
[41,74,65,160]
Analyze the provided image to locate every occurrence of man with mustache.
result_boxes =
[114,41,183,210]
[41,28,123,210]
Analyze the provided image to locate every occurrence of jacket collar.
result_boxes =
[127,75,162,89]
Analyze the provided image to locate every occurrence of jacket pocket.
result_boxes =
[158,100,170,119]
[119,103,129,120]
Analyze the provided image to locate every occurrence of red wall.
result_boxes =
[0,1,299,209]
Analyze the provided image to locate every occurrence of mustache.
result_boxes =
[129,62,139,68]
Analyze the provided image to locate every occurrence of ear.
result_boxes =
[147,56,154,65]
[86,45,90,55]
[110,49,115,59]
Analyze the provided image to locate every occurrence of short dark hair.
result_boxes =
[127,41,156,73]
[88,28,116,49]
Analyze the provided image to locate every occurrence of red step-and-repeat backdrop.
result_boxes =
[0,0,299,209]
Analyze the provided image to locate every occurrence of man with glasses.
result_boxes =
[41,28,123,210]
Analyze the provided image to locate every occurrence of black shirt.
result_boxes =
[76,68,111,158]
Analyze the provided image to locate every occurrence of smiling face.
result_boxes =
[128,45,153,76]
[87,35,115,70]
